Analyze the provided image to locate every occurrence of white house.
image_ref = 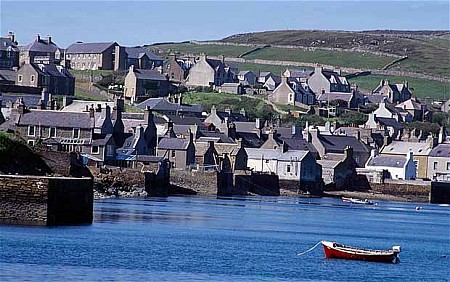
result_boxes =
[365,149,416,180]
[245,148,318,182]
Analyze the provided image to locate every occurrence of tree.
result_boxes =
[294,115,325,127]
[338,112,368,126]
[432,112,450,126]
[406,121,440,136]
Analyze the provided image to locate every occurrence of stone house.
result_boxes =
[365,149,416,180]
[125,46,163,70]
[136,94,202,117]
[395,98,427,121]
[19,34,62,65]
[204,106,248,129]
[66,42,125,71]
[270,77,315,106]
[245,147,320,183]
[380,137,436,179]
[237,70,257,86]
[372,79,412,103]
[282,69,312,82]
[123,65,170,103]
[156,132,195,169]
[305,126,371,167]
[427,143,450,181]
[214,140,248,172]
[308,66,350,95]
[263,75,281,91]
[364,113,404,140]
[194,141,218,168]
[185,55,230,87]
[217,83,243,94]
[372,98,413,123]
[0,32,19,68]
[163,53,188,83]
[16,63,75,96]
[317,146,357,189]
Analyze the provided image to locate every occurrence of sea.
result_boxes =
[1,196,449,282]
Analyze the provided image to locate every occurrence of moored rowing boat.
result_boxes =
[321,241,401,263]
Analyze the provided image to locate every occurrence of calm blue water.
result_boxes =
[1,196,449,281]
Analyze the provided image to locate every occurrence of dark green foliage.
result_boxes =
[338,111,368,126]
[0,132,52,175]
[432,112,450,126]
[406,121,440,136]
[294,115,325,127]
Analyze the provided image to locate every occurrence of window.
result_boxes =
[354,157,360,164]
[447,162,450,171]
[287,165,291,173]
[28,125,35,136]
[49,127,56,138]
[18,75,23,82]
[30,75,35,82]
[433,162,438,170]
[73,128,80,139]
[171,150,176,158]
[27,140,35,146]
[91,145,99,154]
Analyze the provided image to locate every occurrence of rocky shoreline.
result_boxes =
[94,183,429,203]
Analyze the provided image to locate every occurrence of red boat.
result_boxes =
[321,241,401,263]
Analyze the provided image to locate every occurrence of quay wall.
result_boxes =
[0,175,93,226]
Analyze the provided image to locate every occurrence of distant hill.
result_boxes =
[219,30,449,78]
[148,29,449,99]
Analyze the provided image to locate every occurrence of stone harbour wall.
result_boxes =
[0,176,49,225]
[0,175,93,226]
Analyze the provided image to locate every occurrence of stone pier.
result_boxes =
[0,175,93,226]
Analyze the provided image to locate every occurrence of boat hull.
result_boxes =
[322,242,399,264]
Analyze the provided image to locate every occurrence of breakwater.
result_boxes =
[0,174,93,226]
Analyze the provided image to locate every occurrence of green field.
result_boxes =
[348,75,449,100]
[243,47,394,70]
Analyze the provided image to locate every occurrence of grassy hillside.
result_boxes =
[243,47,394,69]
[221,30,450,77]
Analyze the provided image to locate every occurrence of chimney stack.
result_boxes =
[46,35,52,44]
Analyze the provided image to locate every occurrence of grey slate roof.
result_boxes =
[429,144,450,158]
[158,137,190,150]
[66,42,116,54]
[377,117,404,130]
[206,58,223,70]
[137,98,202,114]
[287,69,313,78]
[125,47,162,61]
[317,92,353,103]
[17,110,93,129]
[133,69,167,81]
[367,155,406,168]
[21,38,59,53]
[92,133,113,146]
[0,37,19,51]
[0,69,17,82]
[1,94,41,108]
[319,135,370,154]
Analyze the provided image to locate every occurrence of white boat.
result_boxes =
[342,197,374,205]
